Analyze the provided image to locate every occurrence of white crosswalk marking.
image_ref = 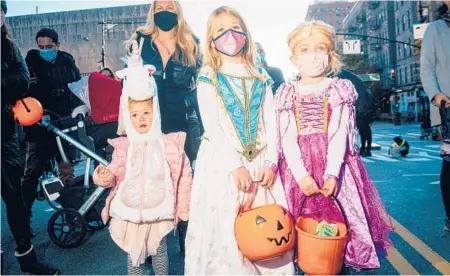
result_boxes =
[425,145,441,149]
[361,157,375,163]
[371,153,400,162]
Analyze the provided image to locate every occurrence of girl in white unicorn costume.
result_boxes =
[93,40,192,275]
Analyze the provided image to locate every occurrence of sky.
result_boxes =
[5,0,317,78]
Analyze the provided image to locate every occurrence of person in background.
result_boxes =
[420,0,450,232]
[255,42,285,94]
[1,1,59,274]
[22,27,82,221]
[338,69,375,157]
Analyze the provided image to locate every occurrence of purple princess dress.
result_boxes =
[275,78,393,270]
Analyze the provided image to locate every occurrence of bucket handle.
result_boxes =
[299,194,350,233]
[237,183,276,214]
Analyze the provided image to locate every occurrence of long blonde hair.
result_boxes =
[287,20,342,75]
[126,0,199,67]
[203,6,262,80]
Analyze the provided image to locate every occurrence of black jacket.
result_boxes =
[337,69,375,127]
[135,32,203,161]
[1,27,29,141]
[24,49,82,142]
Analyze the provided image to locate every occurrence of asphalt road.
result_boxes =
[1,122,450,275]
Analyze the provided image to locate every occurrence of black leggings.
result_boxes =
[441,159,450,218]
[1,135,32,253]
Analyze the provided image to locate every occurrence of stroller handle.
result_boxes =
[40,113,108,167]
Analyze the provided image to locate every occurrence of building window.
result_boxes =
[411,64,415,82]
[312,9,317,13]
[404,43,408,57]
[407,10,411,28]
[399,68,402,85]
[320,8,326,12]
[336,13,341,17]
[402,14,406,31]
[405,67,409,83]
[337,20,341,25]
[397,18,400,34]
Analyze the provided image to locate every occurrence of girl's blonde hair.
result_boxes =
[287,20,342,75]
[126,0,199,67]
[203,6,263,80]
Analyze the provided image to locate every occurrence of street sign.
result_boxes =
[413,23,429,39]
[358,73,380,82]
[343,39,361,54]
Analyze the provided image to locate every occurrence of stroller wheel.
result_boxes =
[48,208,87,248]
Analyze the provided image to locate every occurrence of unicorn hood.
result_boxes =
[116,40,159,142]
[110,40,175,224]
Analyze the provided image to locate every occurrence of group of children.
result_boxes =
[92,6,394,275]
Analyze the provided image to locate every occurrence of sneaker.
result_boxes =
[365,151,372,157]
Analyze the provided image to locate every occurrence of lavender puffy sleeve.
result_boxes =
[275,84,310,181]
[325,80,358,178]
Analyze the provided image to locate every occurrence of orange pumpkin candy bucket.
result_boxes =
[234,189,295,261]
[296,196,349,275]
[12,97,44,126]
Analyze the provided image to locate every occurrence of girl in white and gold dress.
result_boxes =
[184,6,294,275]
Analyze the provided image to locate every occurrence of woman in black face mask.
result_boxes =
[126,0,202,258]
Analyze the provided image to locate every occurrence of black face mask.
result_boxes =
[154,11,178,32]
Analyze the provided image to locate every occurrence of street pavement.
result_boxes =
[2,122,450,275]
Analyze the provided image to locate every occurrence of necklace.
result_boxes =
[156,38,175,56]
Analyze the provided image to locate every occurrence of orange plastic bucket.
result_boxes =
[296,196,349,275]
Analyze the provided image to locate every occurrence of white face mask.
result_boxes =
[296,52,329,78]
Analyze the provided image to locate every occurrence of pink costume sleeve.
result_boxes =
[275,84,310,181]
[92,139,122,188]
[325,79,359,179]
[177,152,193,222]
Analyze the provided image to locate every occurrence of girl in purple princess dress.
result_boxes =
[275,21,394,271]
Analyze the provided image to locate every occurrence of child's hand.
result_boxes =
[232,167,252,192]
[321,177,338,197]
[258,167,276,188]
[298,176,320,196]
[97,165,112,180]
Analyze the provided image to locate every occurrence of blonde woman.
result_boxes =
[127,0,201,256]
[184,6,294,275]
[275,21,393,272]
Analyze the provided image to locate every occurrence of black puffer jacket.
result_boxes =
[135,32,203,162]
[24,49,82,142]
[1,26,29,141]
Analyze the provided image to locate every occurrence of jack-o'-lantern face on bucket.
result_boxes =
[234,204,295,261]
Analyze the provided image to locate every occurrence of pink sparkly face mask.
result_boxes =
[213,29,247,57]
